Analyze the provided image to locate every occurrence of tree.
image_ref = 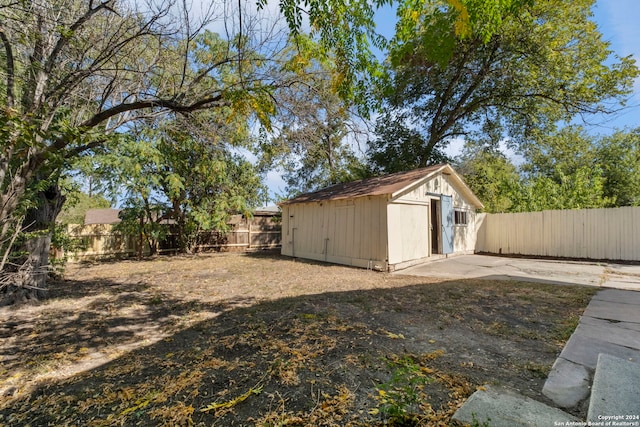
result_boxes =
[368,0,638,173]
[257,36,368,195]
[455,145,520,213]
[596,128,640,207]
[56,190,111,225]
[96,115,266,255]
[514,127,609,211]
[267,0,530,111]
[459,127,611,213]
[0,0,288,301]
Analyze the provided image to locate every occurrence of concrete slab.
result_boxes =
[583,299,640,324]
[557,333,640,370]
[591,288,640,305]
[587,354,640,422]
[542,357,591,408]
[580,315,640,333]
[571,321,640,351]
[452,386,580,427]
[395,254,640,290]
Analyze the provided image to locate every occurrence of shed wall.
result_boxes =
[281,170,481,270]
[280,196,388,269]
[389,172,479,264]
[387,203,429,264]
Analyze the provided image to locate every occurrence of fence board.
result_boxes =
[60,213,281,262]
[477,207,640,261]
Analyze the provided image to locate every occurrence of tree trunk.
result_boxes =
[1,183,65,305]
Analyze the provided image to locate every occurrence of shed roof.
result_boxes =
[280,164,483,208]
[84,208,121,225]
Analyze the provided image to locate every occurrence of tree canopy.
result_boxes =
[458,127,640,213]
[0,0,292,298]
[266,0,531,110]
[368,0,638,173]
[254,36,369,196]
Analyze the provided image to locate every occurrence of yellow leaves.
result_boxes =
[253,385,354,425]
[448,0,472,39]
[199,384,263,413]
[119,391,160,417]
[421,366,435,375]
[422,349,445,361]
[379,329,405,339]
[225,89,276,131]
[149,401,195,426]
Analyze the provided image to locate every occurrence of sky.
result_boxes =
[590,0,640,130]
[264,0,640,200]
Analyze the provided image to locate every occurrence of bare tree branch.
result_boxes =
[44,0,118,75]
[0,27,15,107]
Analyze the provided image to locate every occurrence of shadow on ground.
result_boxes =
[0,254,596,426]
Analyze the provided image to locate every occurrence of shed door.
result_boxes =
[441,195,454,254]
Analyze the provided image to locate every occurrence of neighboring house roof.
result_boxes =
[84,208,121,225]
[254,206,280,215]
[280,164,484,208]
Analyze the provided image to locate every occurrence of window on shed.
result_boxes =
[454,209,468,226]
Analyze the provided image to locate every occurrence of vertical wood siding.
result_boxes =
[476,207,640,261]
[280,197,389,268]
[387,203,429,264]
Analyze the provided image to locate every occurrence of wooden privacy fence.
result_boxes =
[476,206,640,261]
[60,212,281,262]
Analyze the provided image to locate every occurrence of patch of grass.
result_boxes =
[552,313,581,343]
[521,362,552,378]
[485,321,512,338]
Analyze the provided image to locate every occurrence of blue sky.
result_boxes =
[590,0,640,131]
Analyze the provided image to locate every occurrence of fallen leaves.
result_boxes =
[200,384,263,414]
[0,252,595,426]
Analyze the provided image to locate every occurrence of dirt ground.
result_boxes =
[0,251,596,426]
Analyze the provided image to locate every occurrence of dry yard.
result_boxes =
[0,251,596,426]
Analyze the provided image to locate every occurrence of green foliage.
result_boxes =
[261,0,385,111]
[268,0,529,113]
[96,114,266,254]
[114,202,167,258]
[511,127,610,211]
[258,36,368,195]
[369,0,638,174]
[470,413,492,427]
[510,167,608,212]
[49,223,86,276]
[596,128,640,207]
[372,356,433,425]
[456,146,520,213]
[368,115,452,174]
[459,126,640,213]
[57,190,111,225]
[0,0,289,282]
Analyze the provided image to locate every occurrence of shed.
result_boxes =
[279,164,484,271]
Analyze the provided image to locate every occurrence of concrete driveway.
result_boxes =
[396,254,640,290]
